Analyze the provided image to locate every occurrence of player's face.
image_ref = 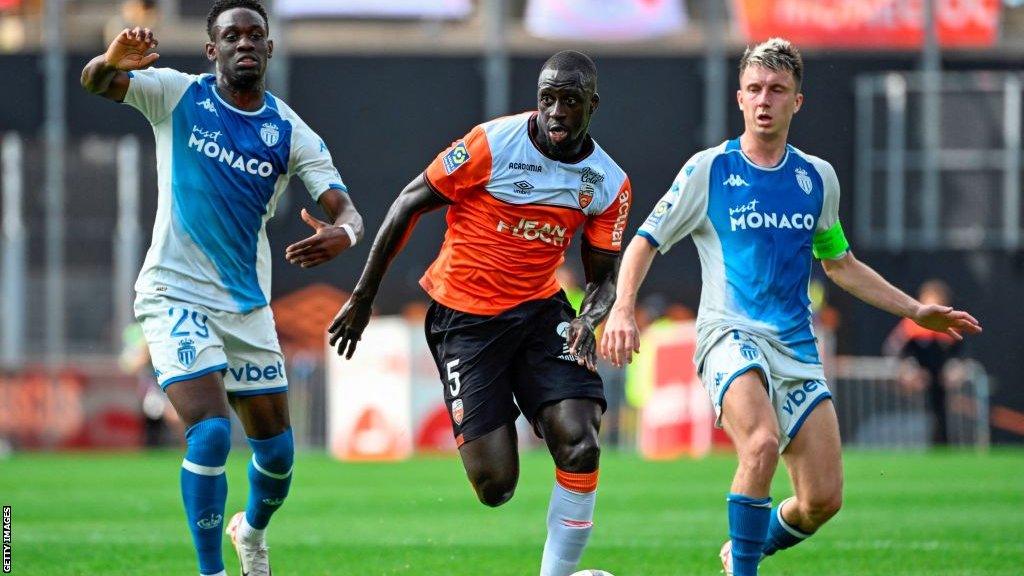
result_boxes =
[536,69,599,157]
[736,65,803,139]
[206,8,272,89]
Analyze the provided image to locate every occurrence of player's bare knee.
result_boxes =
[553,435,600,472]
[472,474,517,507]
[801,492,842,525]
[738,431,779,477]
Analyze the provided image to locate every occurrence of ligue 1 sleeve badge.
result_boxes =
[443,141,471,174]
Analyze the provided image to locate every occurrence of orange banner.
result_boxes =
[732,0,1001,49]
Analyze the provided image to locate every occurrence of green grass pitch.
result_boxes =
[2,449,1021,575]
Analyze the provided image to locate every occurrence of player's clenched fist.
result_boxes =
[105,27,160,71]
[599,305,640,368]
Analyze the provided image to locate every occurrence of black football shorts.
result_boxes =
[424,291,606,447]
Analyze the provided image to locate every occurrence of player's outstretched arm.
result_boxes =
[328,173,447,359]
[600,236,658,367]
[822,252,982,340]
[285,189,364,268]
[566,239,621,372]
[81,27,160,101]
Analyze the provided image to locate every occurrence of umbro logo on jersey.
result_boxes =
[513,180,534,194]
[197,98,218,115]
[723,174,749,187]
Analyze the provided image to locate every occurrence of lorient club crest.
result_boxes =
[451,399,464,426]
[795,167,813,194]
[260,122,280,147]
[577,166,605,209]
[578,184,594,209]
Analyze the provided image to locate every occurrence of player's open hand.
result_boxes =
[328,294,372,359]
[104,27,160,71]
[566,317,598,372]
[600,305,640,368]
[285,209,353,268]
[912,304,982,341]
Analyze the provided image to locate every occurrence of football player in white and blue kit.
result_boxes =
[81,2,364,575]
[600,38,981,575]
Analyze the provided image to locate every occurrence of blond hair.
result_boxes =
[739,37,803,90]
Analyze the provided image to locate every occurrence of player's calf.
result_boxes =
[468,469,518,507]
[458,424,521,507]
[793,491,842,529]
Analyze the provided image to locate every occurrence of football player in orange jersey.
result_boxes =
[329,51,631,576]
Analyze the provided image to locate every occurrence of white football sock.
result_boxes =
[540,481,596,576]
[238,514,265,544]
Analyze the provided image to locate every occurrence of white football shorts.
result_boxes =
[135,293,287,396]
[700,329,832,452]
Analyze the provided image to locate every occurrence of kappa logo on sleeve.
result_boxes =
[442,141,471,175]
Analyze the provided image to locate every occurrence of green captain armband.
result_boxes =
[812,220,850,260]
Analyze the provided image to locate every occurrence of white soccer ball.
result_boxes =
[570,571,615,576]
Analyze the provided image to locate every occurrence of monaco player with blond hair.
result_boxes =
[600,38,981,575]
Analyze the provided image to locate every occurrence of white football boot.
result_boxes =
[719,540,733,575]
[227,511,272,576]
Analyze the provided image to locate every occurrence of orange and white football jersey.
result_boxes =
[422,112,631,316]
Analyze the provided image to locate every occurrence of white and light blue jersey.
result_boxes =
[637,139,846,368]
[123,67,346,313]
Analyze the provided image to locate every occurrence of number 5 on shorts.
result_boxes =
[446,359,462,397]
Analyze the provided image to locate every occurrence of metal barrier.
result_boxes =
[830,356,990,449]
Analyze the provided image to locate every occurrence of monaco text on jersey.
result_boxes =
[188,125,275,178]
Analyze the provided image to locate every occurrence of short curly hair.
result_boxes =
[206,0,269,40]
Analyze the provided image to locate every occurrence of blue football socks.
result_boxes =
[181,417,231,576]
[727,493,772,576]
[763,497,812,557]
[245,427,294,530]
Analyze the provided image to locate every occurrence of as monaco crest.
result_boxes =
[177,338,196,368]
[451,399,464,426]
[260,122,280,147]
[795,167,813,194]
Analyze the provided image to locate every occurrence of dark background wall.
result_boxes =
[1,52,1021,441]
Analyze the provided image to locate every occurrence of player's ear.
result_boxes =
[205,40,216,62]
[267,38,274,59]
[736,89,743,110]
[794,92,803,113]
[589,91,600,114]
